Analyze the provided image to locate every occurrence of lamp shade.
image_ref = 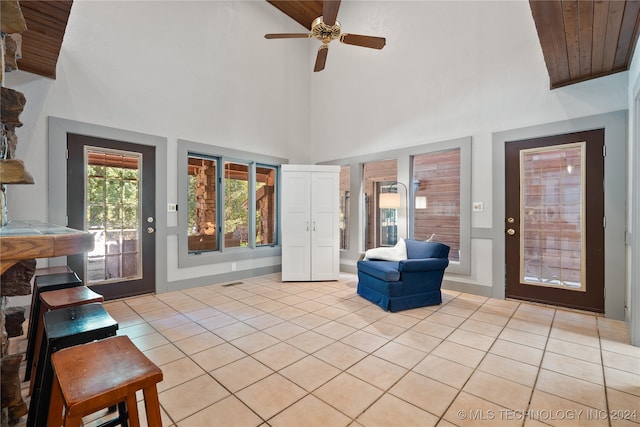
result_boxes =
[379,192,400,209]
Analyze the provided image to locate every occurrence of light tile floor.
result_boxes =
[12,273,640,426]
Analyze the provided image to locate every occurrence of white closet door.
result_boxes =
[281,171,311,281]
[310,172,339,281]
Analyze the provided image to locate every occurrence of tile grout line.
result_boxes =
[520,307,557,427]
[597,322,613,427]
[434,297,527,427]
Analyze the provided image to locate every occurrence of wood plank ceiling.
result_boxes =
[15,0,73,79]
[529,0,640,88]
[8,0,640,90]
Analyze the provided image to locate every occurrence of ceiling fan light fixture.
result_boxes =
[264,0,386,72]
[311,16,341,44]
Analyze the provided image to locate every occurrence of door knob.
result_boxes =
[506,228,516,236]
[147,227,155,234]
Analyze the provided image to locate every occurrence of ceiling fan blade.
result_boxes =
[314,45,329,72]
[264,33,311,39]
[323,0,341,26]
[340,33,386,49]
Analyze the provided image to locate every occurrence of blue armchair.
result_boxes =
[356,239,450,312]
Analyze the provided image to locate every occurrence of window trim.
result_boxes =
[177,139,286,268]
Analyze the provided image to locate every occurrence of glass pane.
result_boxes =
[105,230,122,253]
[187,155,218,252]
[123,180,138,201]
[88,153,105,177]
[86,149,142,283]
[412,149,461,262]
[106,179,123,205]
[379,205,398,246]
[256,166,276,246]
[520,143,585,290]
[363,159,397,250]
[87,206,105,230]
[87,178,105,203]
[122,229,138,252]
[122,205,138,229]
[105,164,123,179]
[340,166,350,250]
[123,168,138,181]
[87,255,105,282]
[106,206,122,228]
[225,162,249,248]
[105,254,121,279]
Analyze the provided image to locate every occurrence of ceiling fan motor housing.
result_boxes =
[312,16,341,44]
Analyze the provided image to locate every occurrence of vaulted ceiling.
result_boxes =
[10,0,640,89]
[267,0,640,89]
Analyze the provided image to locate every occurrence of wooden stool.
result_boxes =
[47,335,163,427]
[27,303,118,427]
[28,286,104,395]
[24,270,81,382]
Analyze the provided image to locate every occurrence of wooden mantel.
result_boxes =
[0,220,94,275]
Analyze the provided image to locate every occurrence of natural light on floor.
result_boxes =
[11,273,639,427]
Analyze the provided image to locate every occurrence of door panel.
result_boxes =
[310,172,339,281]
[281,171,311,281]
[505,130,604,312]
[67,133,156,300]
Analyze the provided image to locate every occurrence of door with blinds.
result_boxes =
[504,130,605,312]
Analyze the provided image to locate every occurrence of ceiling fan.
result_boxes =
[264,0,386,72]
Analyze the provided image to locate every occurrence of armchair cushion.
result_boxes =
[356,260,401,282]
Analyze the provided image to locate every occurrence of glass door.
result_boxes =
[378,182,398,247]
[67,133,156,300]
[85,148,142,284]
[505,130,605,312]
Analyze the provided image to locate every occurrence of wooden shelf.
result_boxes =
[0,220,94,275]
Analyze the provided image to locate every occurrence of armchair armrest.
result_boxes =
[399,258,449,272]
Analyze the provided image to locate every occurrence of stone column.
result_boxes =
[1,2,32,424]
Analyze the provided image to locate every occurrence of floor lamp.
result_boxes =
[378,181,409,240]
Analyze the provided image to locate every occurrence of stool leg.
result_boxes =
[28,303,47,395]
[126,394,141,427]
[46,373,65,427]
[24,291,38,381]
[65,415,83,427]
[142,385,162,427]
[27,327,51,427]
[117,402,129,427]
